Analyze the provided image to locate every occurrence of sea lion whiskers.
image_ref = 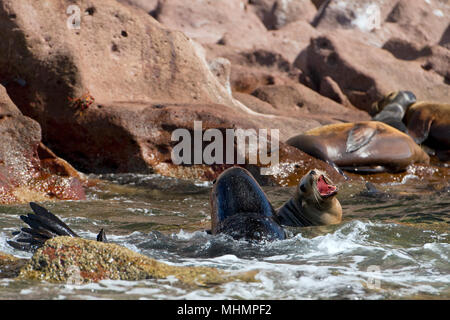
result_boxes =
[277,169,342,227]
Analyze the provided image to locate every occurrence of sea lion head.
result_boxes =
[298,169,338,206]
[292,169,342,226]
[371,91,416,116]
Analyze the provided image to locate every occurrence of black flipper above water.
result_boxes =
[96,228,108,242]
[7,202,106,252]
[210,167,286,241]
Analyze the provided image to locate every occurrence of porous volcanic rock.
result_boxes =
[0,85,85,204]
[19,236,258,285]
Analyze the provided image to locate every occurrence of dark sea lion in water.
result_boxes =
[210,167,342,238]
[7,202,107,252]
[286,121,430,173]
[404,102,450,161]
[210,167,286,241]
[276,169,342,227]
[371,90,417,133]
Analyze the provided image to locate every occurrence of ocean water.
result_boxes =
[0,169,448,300]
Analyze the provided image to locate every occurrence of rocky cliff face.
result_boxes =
[0,85,85,203]
[0,0,447,188]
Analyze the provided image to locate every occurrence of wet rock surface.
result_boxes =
[0,85,85,204]
[0,252,27,279]
[18,236,257,286]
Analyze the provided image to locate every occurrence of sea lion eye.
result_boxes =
[300,184,306,192]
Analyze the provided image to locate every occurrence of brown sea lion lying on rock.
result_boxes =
[286,121,430,174]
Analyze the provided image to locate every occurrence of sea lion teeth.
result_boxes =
[276,169,342,227]
[317,175,337,198]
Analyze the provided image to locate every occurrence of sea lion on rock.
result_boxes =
[371,90,417,133]
[286,121,430,173]
[7,202,107,252]
[373,91,450,161]
[404,102,450,161]
[276,169,342,227]
[210,167,286,241]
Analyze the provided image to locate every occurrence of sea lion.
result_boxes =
[286,121,430,173]
[276,169,342,227]
[371,90,417,133]
[7,202,107,252]
[210,167,286,241]
[404,102,450,161]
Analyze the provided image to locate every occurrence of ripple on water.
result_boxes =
[0,171,448,299]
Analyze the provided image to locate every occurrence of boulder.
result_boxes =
[154,0,269,50]
[268,20,321,64]
[251,84,369,121]
[319,76,353,107]
[298,33,450,113]
[0,0,311,180]
[419,45,450,84]
[0,252,27,279]
[19,236,257,285]
[0,85,85,204]
[249,0,317,30]
[311,0,449,50]
[311,0,396,32]
[116,0,159,14]
[440,25,450,49]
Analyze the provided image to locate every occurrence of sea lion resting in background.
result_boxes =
[372,92,450,161]
[210,167,342,240]
[404,102,450,161]
[371,90,417,133]
[286,121,430,174]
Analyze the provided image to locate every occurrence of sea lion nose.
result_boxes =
[310,170,316,175]
[403,91,416,104]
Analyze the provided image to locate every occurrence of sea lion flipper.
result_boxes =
[346,124,377,153]
[8,203,79,252]
[96,229,108,242]
[29,202,78,237]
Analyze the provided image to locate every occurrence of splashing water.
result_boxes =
[0,173,448,300]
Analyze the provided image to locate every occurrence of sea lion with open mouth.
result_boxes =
[210,167,343,240]
[276,169,342,227]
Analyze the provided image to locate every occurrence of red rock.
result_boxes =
[319,76,354,108]
[383,0,449,46]
[268,20,321,64]
[249,0,317,30]
[299,33,450,113]
[154,0,269,50]
[0,0,274,175]
[251,84,368,122]
[440,25,450,49]
[311,0,396,32]
[420,45,450,83]
[117,0,159,14]
[0,86,85,204]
